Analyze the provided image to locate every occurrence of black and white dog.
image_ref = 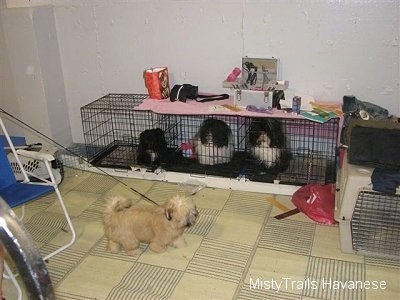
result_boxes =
[249,118,290,170]
[194,119,234,165]
[137,128,167,165]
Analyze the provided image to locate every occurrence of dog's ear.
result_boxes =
[165,208,173,221]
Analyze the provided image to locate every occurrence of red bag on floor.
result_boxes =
[291,184,337,225]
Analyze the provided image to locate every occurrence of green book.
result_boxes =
[301,111,338,123]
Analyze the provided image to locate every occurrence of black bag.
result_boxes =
[342,95,389,127]
[346,119,400,169]
[372,168,400,194]
[170,84,229,103]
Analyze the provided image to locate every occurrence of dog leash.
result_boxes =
[0,108,160,207]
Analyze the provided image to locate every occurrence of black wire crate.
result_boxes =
[162,114,247,178]
[242,117,339,184]
[161,114,339,184]
[80,93,151,169]
[81,94,340,185]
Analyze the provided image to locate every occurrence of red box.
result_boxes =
[143,67,170,99]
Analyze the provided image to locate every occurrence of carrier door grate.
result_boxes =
[351,190,400,258]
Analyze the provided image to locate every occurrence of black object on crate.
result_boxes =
[345,119,400,169]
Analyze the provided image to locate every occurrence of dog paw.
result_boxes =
[149,243,167,253]
[172,237,187,248]
[107,241,120,253]
[125,248,143,256]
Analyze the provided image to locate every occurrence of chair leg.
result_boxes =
[3,261,22,300]
[43,186,76,261]
[2,189,76,291]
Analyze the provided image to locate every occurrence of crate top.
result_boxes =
[134,96,341,122]
[81,94,148,110]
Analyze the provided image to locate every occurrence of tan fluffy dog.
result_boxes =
[103,195,198,255]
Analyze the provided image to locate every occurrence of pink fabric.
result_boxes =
[135,97,343,143]
[134,97,303,119]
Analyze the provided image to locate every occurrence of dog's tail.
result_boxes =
[104,196,132,215]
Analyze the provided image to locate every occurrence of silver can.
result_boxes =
[292,96,301,115]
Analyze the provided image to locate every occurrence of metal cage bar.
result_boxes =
[80,94,339,185]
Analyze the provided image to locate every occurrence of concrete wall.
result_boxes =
[1,0,399,144]
[0,4,71,145]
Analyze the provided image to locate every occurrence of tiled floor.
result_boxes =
[2,169,400,299]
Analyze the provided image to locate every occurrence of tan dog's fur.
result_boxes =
[103,195,198,255]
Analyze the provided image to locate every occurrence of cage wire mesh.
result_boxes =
[80,94,150,169]
[56,143,90,173]
[277,118,339,185]
[163,114,247,178]
[351,190,400,259]
[80,94,340,185]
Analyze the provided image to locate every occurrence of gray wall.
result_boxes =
[1,0,399,144]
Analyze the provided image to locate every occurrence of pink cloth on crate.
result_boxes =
[134,97,303,119]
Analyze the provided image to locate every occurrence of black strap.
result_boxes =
[195,93,230,102]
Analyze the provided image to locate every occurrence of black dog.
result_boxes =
[249,118,291,170]
[137,128,167,165]
[197,119,232,147]
[194,119,234,165]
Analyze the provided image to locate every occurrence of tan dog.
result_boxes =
[103,195,198,255]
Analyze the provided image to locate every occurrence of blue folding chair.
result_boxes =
[0,117,76,299]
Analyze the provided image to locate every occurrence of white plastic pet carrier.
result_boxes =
[335,151,400,259]
[6,144,63,184]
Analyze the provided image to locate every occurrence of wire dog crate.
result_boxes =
[81,94,151,169]
[81,94,340,185]
[160,115,339,184]
[162,114,247,178]
[276,117,339,185]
